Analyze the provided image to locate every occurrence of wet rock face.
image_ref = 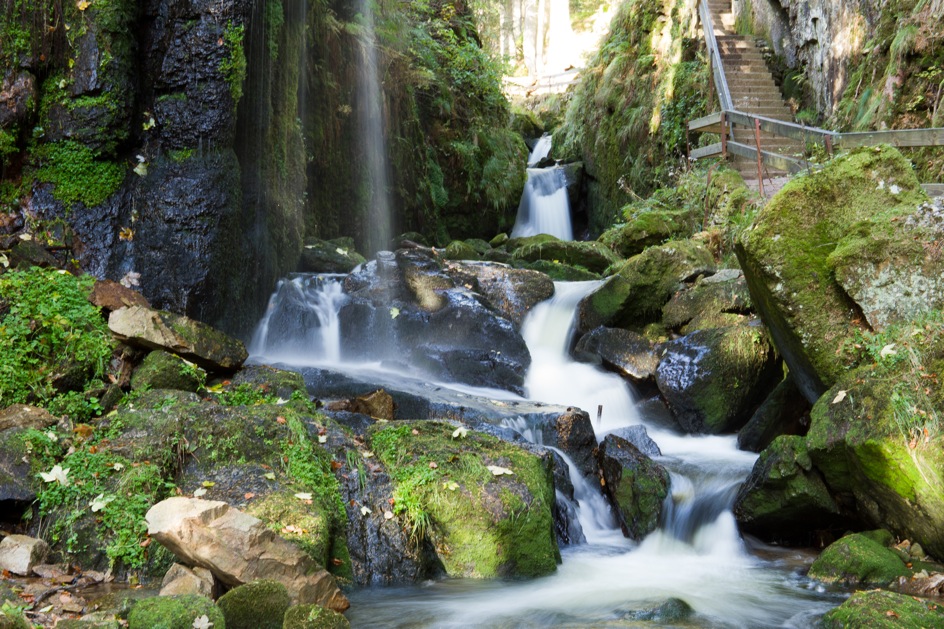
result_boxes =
[339,251,531,393]
[655,323,781,434]
[596,435,669,540]
[0,72,36,129]
[574,327,660,385]
[446,261,554,327]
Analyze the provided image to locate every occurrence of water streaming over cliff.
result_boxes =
[511,136,573,240]
[356,0,393,254]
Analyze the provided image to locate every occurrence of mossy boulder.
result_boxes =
[599,207,698,259]
[821,589,944,629]
[655,323,782,434]
[230,365,307,400]
[734,436,845,542]
[283,604,350,629]
[127,594,225,629]
[217,580,291,629]
[596,435,669,540]
[805,364,944,557]
[299,238,366,273]
[809,532,910,586]
[662,269,752,333]
[736,145,934,403]
[737,375,811,453]
[368,421,560,578]
[442,240,483,261]
[513,259,601,281]
[510,238,621,275]
[577,239,716,333]
[131,351,204,392]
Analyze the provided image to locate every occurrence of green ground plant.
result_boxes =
[0,267,114,408]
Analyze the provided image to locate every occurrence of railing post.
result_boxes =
[825,134,834,158]
[721,112,727,159]
[754,118,765,198]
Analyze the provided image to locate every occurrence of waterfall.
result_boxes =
[250,274,347,364]
[356,0,393,254]
[510,168,573,240]
[511,139,574,240]
[521,282,638,430]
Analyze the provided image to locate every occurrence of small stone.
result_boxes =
[0,535,49,576]
[159,563,216,598]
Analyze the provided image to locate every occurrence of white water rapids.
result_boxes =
[511,136,574,241]
[250,278,839,627]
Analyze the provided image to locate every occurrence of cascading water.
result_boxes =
[356,0,393,254]
[511,136,573,240]
[342,279,840,627]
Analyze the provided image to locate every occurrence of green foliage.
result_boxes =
[24,427,175,569]
[127,594,224,629]
[265,0,285,61]
[32,140,125,207]
[214,383,279,406]
[220,22,248,103]
[0,267,114,407]
[556,0,709,234]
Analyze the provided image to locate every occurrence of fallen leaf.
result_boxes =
[452,426,468,439]
[76,0,90,10]
[193,488,207,497]
[244,492,255,500]
[294,492,313,501]
[330,558,343,566]
[276,416,286,424]
[263,472,276,481]
[193,614,213,629]
[832,390,847,404]
[411,429,419,435]
[428,461,438,469]
[39,465,70,486]
[362,451,374,459]
[360,506,371,516]
[880,343,897,359]
[383,511,394,520]
[487,465,513,476]
[330,460,343,471]
[90,493,115,512]
[201,481,215,488]
[389,307,400,319]
[443,480,459,491]
[318,435,328,444]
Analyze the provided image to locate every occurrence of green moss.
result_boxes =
[127,595,224,629]
[556,0,709,231]
[24,426,175,570]
[809,532,910,586]
[369,421,560,578]
[167,148,194,163]
[283,604,350,629]
[131,351,206,393]
[217,580,290,629]
[0,267,115,407]
[32,141,125,207]
[220,22,247,103]
[822,589,944,629]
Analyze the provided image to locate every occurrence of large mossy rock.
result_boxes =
[821,589,944,629]
[573,327,660,385]
[808,532,910,587]
[805,355,944,557]
[368,421,560,578]
[109,306,248,372]
[577,239,716,333]
[217,580,291,629]
[655,323,781,434]
[299,238,366,274]
[130,351,204,392]
[736,145,934,403]
[662,269,752,334]
[510,237,621,274]
[734,436,845,542]
[596,435,669,540]
[737,375,810,453]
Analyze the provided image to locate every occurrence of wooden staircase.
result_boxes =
[706,1,802,192]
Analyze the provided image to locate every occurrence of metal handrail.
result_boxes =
[698,0,732,112]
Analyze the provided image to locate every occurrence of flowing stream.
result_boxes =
[251,277,840,627]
